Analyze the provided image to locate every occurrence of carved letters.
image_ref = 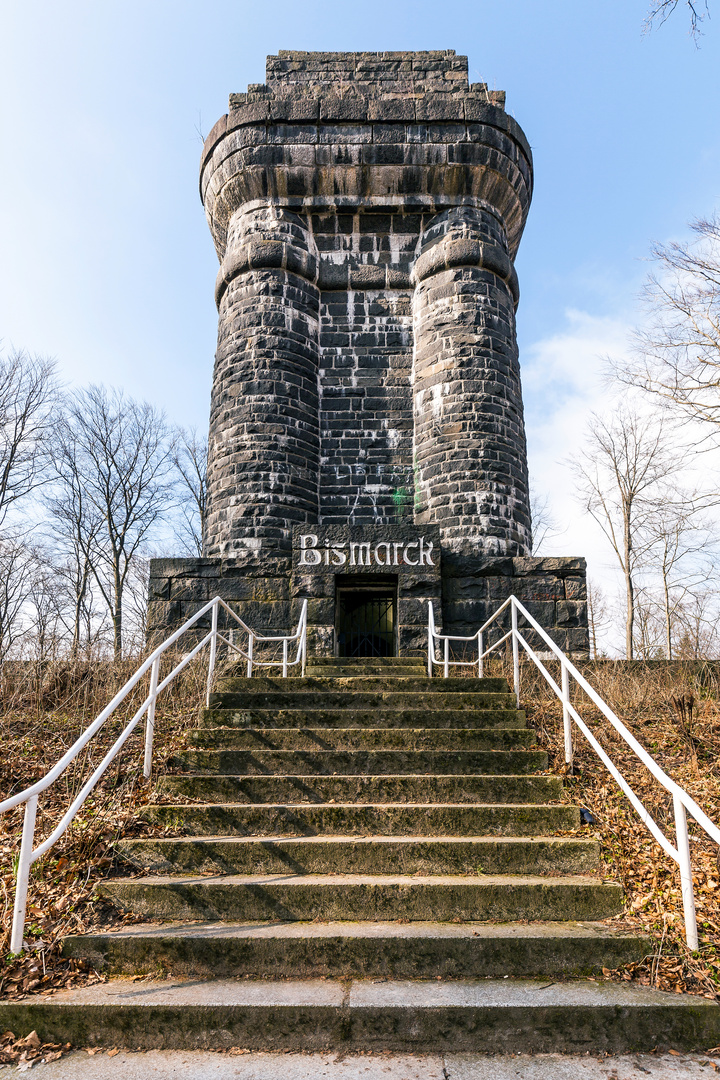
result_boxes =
[298,533,435,568]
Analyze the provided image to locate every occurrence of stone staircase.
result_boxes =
[3,657,720,1052]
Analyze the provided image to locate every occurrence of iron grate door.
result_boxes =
[337,592,395,657]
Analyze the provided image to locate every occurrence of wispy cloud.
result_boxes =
[522,310,635,651]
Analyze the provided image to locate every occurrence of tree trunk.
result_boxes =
[662,571,672,661]
[113,567,123,661]
[588,592,598,660]
[625,569,635,660]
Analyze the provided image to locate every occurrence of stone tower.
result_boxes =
[149,51,588,655]
[201,50,532,559]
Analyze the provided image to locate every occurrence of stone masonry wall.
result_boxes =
[148,551,588,658]
[201,50,534,559]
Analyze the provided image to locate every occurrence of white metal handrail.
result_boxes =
[428,596,720,950]
[0,595,308,954]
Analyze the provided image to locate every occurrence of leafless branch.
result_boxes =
[644,0,710,41]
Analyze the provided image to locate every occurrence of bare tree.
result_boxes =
[121,553,152,654]
[0,348,59,534]
[570,407,679,659]
[645,0,710,39]
[529,484,561,555]
[0,540,38,661]
[587,580,612,660]
[171,427,208,557]
[674,588,720,658]
[615,215,720,435]
[45,418,106,656]
[633,587,667,659]
[56,386,175,659]
[642,496,715,659]
[24,549,67,664]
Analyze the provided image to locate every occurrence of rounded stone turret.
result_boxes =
[411,206,531,554]
[205,207,321,556]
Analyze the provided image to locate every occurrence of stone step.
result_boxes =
[117,835,600,876]
[214,676,509,694]
[200,707,527,730]
[17,1048,716,1078]
[208,691,518,711]
[3,977,717,1053]
[100,873,623,922]
[63,920,650,980]
[157,773,563,805]
[306,657,426,667]
[188,728,536,751]
[169,749,547,775]
[141,802,578,837]
[305,665,427,677]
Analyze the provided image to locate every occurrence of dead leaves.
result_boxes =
[0,1029,71,1066]
[523,658,720,1000]
[0,665,206,1001]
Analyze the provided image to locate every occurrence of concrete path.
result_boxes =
[30,1049,720,1077]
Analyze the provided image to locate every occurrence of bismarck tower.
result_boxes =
[149,51,588,655]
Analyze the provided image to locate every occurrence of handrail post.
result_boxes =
[478,630,484,679]
[427,603,433,678]
[443,637,449,679]
[561,662,573,766]
[10,794,38,954]
[301,605,307,678]
[511,601,520,706]
[247,633,254,678]
[143,656,161,780]
[282,638,288,678]
[205,600,219,708]
[674,794,699,951]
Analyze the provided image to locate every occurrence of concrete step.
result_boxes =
[5,976,717,1053]
[200,707,527,730]
[305,665,427,677]
[215,677,510,695]
[208,691,518,711]
[117,835,600,876]
[307,657,426,667]
[99,873,622,922]
[157,773,563,805]
[141,802,578,837]
[3,977,718,1053]
[63,920,650,979]
[169,749,547,775]
[188,727,536,750]
[18,1049,720,1078]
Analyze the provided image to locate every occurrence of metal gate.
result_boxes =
[336,591,395,657]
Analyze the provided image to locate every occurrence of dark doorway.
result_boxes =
[335,579,397,657]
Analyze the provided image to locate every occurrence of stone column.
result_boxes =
[204,207,321,556]
[411,207,532,556]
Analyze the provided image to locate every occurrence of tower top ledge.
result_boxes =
[229,50,505,109]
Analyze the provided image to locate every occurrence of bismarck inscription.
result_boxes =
[291,524,442,654]
[298,533,436,569]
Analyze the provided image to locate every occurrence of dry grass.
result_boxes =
[0,651,211,999]
[512,655,720,999]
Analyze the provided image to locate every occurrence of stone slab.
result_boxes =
[99,873,623,922]
[26,1050,720,1079]
[63,920,648,979]
[2,977,718,1053]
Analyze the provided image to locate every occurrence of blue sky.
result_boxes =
[1,0,719,623]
